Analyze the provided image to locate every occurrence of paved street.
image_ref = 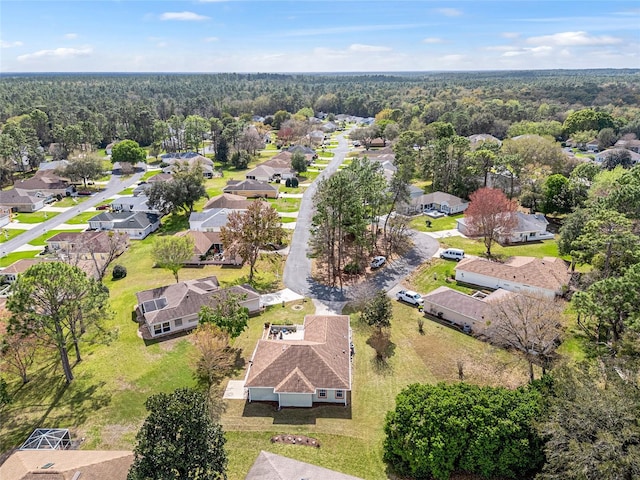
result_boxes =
[0,168,145,258]
[283,133,439,312]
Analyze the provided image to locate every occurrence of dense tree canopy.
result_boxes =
[384,382,544,480]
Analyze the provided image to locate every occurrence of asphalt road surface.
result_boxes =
[1,168,145,257]
[283,135,439,312]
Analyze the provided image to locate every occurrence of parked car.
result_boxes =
[440,248,465,261]
[396,289,424,306]
[96,204,110,210]
[77,191,92,196]
[370,255,386,269]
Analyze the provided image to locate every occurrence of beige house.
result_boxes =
[203,193,252,211]
[135,276,261,339]
[223,179,279,199]
[0,258,46,283]
[455,256,570,298]
[0,188,45,212]
[245,315,352,408]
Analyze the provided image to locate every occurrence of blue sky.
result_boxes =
[1,1,639,72]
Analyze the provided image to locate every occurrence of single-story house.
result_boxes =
[14,171,75,199]
[245,315,352,408]
[189,208,234,232]
[46,231,129,257]
[286,145,317,164]
[223,179,279,199]
[37,160,69,171]
[161,152,214,178]
[586,140,599,153]
[147,172,173,184]
[468,133,502,148]
[203,193,252,211]
[457,212,553,244]
[110,195,161,215]
[422,286,513,331]
[400,191,468,216]
[369,138,386,148]
[0,258,45,283]
[88,211,160,240]
[135,276,261,338]
[455,256,570,298]
[175,230,224,264]
[614,136,640,153]
[595,148,640,165]
[322,121,339,133]
[0,188,45,212]
[0,449,133,480]
[245,164,295,183]
[246,451,363,480]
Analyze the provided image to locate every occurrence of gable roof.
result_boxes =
[203,193,252,211]
[468,133,502,146]
[0,258,45,275]
[147,173,173,183]
[223,179,279,193]
[455,256,570,292]
[111,195,153,210]
[596,148,640,161]
[46,231,128,253]
[0,450,133,480]
[15,171,70,192]
[246,315,351,392]
[513,212,548,232]
[245,451,363,480]
[175,230,221,255]
[418,191,467,207]
[423,286,490,322]
[160,151,213,165]
[189,208,233,229]
[89,211,160,229]
[136,277,260,325]
[0,188,42,206]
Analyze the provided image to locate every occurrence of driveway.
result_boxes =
[1,166,145,257]
[282,134,439,313]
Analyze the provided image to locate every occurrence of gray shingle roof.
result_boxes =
[246,451,363,480]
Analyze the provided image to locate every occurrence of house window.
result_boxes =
[318,389,327,398]
[175,319,183,327]
[153,324,162,335]
[335,390,344,399]
[160,322,170,333]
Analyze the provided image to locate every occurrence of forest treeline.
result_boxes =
[0,70,638,149]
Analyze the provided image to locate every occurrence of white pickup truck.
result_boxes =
[396,289,424,306]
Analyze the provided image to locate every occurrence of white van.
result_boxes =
[440,248,465,261]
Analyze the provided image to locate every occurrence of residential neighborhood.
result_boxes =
[1,65,639,480]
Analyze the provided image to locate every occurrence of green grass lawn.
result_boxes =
[317,151,334,158]
[406,258,475,295]
[0,249,40,267]
[279,217,296,224]
[267,197,301,213]
[13,211,60,224]
[410,213,463,232]
[117,187,135,195]
[55,196,90,208]
[298,171,320,183]
[64,212,98,225]
[440,236,561,259]
[27,228,85,246]
[0,228,28,243]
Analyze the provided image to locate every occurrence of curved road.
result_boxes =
[283,134,439,312]
[1,168,145,257]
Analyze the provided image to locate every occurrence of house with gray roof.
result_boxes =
[135,276,261,338]
[161,152,214,178]
[457,212,553,244]
[245,164,295,183]
[422,286,513,332]
[189,208,234,232]
[110,195,161,215]
[88,211,160,240]
[399,190,468,216]
[595,148,640,165]
[223,179,279,199]
[246,451,363,480]
[14,171,74,200]
[245,315,352,408]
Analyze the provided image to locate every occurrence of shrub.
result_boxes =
[343,261,362,275]
[291,177,299,188]
[112,264,127,280]
[285,178,292,187]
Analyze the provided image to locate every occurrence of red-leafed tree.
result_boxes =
[463,187,519,256]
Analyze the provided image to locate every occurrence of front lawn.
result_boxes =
[410,213,463,232]
[0,228,28,243]
[267,197,301,213]
[27,228,85,246]
[12,211,60,224]
[64,212,98,225]
[440,236,561,259]
[55,196,90,208]
[0,249,40,267]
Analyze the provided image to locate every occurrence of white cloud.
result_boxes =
[1,40,23,48]
[17,46,93,62]
[422,37,444,44]
[501,32,520,39]
[64,33,78,39]
[435,8,462,17]
[203,36,219,43]
[526,31,621,46]
[348,43,391,53]
[160,11,209,21]
[503,46,553,57]
[440,54,465,62]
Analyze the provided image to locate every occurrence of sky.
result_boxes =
[0,0,639,73]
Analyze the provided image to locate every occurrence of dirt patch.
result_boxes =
[271,434,320,448]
